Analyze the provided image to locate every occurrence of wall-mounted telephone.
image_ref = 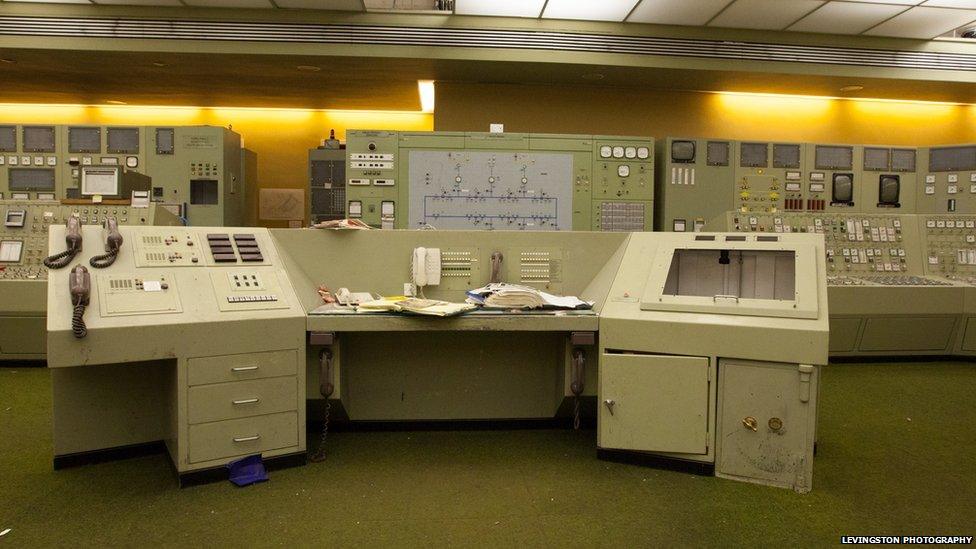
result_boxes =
[412,247,441,289]
[69,264,90,339]
[89,217,123,269]
[490,251,504,283]
[44,215,83,270]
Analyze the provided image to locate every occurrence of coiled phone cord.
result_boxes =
[309,401,330,463]
[310,348,334,463]
[573,397,581,431]
[44,248,79,270]
[71,302,87,339]
[89,249,119,269]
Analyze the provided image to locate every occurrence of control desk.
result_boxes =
[270,228,826,492]
[345,131,654,232]
[599,231,827,492]
[0,200,179,360]
[709,211,976,357]
[46,225,305,482]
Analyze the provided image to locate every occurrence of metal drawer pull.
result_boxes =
[232,398,260,405]
[231,365,259,372]
[233,435,261,443]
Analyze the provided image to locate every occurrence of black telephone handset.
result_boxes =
[69,264,90,339]
[43,215,83,270]
[89,217,123,269]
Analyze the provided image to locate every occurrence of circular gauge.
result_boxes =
[126,156,139,168]
[625,147,637,159]
[617,165,630,177]
[637,147,649,159]
[600,145,612,158]
[612,146,624,159]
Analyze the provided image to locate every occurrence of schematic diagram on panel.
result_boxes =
[408,151,573,230]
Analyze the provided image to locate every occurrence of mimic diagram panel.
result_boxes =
[407,150,572,230]
[345,131,654,232]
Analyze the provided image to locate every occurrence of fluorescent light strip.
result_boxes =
[418,80,436,113]
[713,90,974,107]
[0,102,434,115]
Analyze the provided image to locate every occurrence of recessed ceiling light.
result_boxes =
[840,85,865,92]
[297,65,322,72]
[151,61,168,67]
[105,100,127,105]
[582,73,605,81]
[418,80,435,113]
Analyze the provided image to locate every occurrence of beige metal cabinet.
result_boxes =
[598,353,710,455]
[716,360,819,493]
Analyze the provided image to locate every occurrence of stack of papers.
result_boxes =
[312,219,373,230]
[357,297,477,317]
[466,283,593,310]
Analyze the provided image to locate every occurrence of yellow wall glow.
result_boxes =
[0,104,433,226]
[434,83,976,146]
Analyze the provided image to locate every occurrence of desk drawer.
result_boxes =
[187,350,297,386]
[188,377,297,424]
[188,411,298,464]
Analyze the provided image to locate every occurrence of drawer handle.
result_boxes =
[231,365,259,372]
[232,398,260,406]
[233,435,261,443]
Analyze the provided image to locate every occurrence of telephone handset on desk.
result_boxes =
[43,215,83,270]
[89,217,123,269]
[69,264,90,339]
[412,247,441,288]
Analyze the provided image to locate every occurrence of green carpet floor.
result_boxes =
[1,361,974,547]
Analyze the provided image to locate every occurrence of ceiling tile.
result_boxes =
[709,0,826,30]
[865,5,976,37]
[455,0,546,17]
[275,0,364,9]
[848,0,922,5]
[182,0,274,7]
[923,0,976,8]
[789,1,907,34]
[93,0,184,5]
[542,0,641,22]
[627,0,733,25]
[3,0,94,3]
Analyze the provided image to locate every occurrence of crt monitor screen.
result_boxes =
[671,140,696,163]
[879,175,900,206]
[832,173,854,204]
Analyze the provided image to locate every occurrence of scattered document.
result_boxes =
[466,283,593,310]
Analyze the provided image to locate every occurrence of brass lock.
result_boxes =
[768,417,783,431]
[742,416,758,431]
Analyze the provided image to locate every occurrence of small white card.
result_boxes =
[143,281,162,292]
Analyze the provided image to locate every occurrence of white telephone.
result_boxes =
[412,247,441,288]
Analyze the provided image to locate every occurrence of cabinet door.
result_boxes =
[599,353,709,455]
[716,360,817,492]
